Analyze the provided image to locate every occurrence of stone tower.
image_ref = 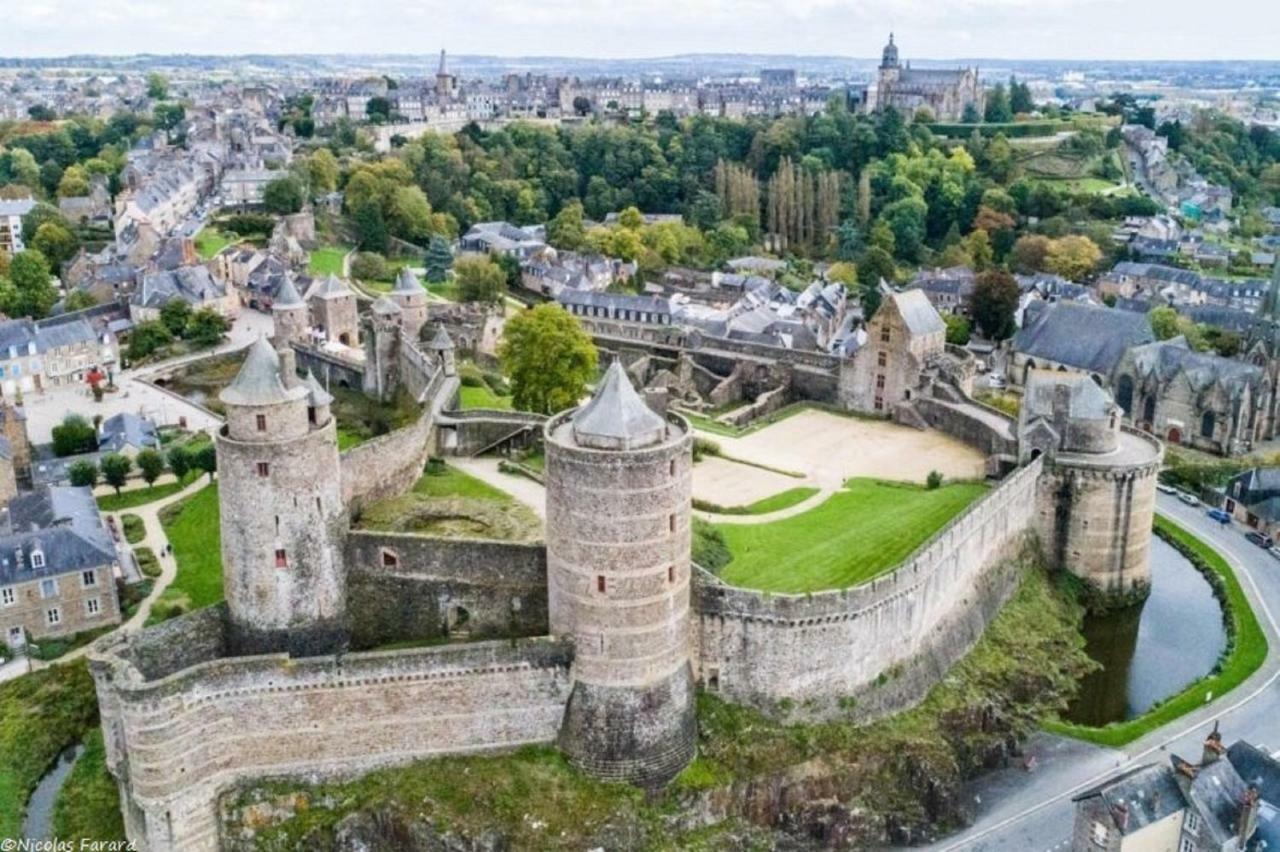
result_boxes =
[428,323,456,378]
[216,338,348,656]
[270,275,308,345]
[363,296,403,400]
[390,266,429,342]
[308,274,360,347]
[544,360,696,785]
[1019,370,1162,605]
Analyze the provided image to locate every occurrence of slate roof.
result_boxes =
[98,412,159,454]
[370,295,402,316]
[428,324,454,351]
[1013,301,1154,376]
[392,267,423,294]
[1072,763,1188,837]
[134,266,226,310]
[571,360,666,451]
[303,369,332,407]
[272,275,304,308]
[310,274,353,300]
[890,288,945,336]
[0,485,115,585]
[0,198,37,218]
[220,338,308,407]
[1124,337,1262,400]
[1023,370,1116,421]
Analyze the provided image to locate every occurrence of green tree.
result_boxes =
[99,453,132,495]
[970,269,1020,340]
[546,200,586,250]
[56,164,91,198]
[31,222,79,268]
[167,445,192,481]
[193,443,218,479]
[126,320,174,361]
[962,103,982,124]
[307,149,340,194]
[454,255,507,304]
[350,252,389,281]
[135,448,165,487]
[159,298,192,336]
[618,206,644,230]
[52,414,98,457]
[365,97,392,123]
[944,313,972,345]
[153,103,185,133]
[67,459,98,488]
[856,246,896,289]
[424,234,453,284]
[146,73,169,100]
[4,250,58,319]
[64,290,97,311]
[1044,235,1103,281]
[262,176,305,215]
[1009,234,1052,274]
[984,84,1013,123]
[1009,77,1034,114]
[1149,305,1181,340]
[499,304,599,415]
[353,203,389,253]
[184,308,230,346]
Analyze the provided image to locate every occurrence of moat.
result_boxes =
[1064,535,1226,726]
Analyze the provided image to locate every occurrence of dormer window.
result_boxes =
[30,550,45,569]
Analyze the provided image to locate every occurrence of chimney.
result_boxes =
[277,344,299,389]
[1111,802,1129,832]
[1202,721,1226,766]
[1238,785,1261,846]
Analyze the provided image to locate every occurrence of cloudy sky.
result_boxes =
[1,0,1275,60]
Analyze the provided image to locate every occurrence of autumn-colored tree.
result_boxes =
[1009,234,1053,274]
[1044,235,1103,281]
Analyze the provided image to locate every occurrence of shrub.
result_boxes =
[692,436,722,461]
[52,415,97,457]
[350,251,389,281]
[926,470,944,490]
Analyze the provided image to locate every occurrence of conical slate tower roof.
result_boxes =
[428,323,454,351]
[313,274,351,299]
[303,369,333,407]
[571,360,666,451]
[220,338,309,407]
[392,266,423,294]
[272,276,304,308]
[371,295,402,316]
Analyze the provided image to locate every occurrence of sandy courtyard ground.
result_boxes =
[698,410,987,498]
[691,456,806,507]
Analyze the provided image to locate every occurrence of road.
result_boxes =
[931,494,1280,850]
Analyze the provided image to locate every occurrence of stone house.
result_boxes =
[58,176,113,227]
[839,287,945,415]
[1222,467,1280,537]
[0,316,119,398]
[97,412,160,457]
[908,266,975,315]
[131,266,239,324]
[0,485,121,651]
[304,274,361,347]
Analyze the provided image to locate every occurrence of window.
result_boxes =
[46,607,60,626]
[7,626,21,642]
[669,514,676,533]
[30,550,45,569]
[668,565,675,584]
[1,587,13,606]
[875,374,886,390]
[1090,821,1108,846]
[1185,812,1200,834]
[256,414,267,431]
[81,570,96,588]
[874,395,884,412]
[381,549,399,568]
[40,578,57,599]
[275,549,288,568]
[308,406,317,425]
[670,459,676,476]
[597,575,606,593]
[256,462,269,477]
[1179,837,1194,852]
[880,326,891,343]
[85,598,101,617]
[877,351,887,367]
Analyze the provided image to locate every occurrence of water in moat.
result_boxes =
[1064,535,1227,726]
[21,742,84,841]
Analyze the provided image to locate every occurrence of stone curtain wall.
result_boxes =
[437,410,549,457]
[694,457,1043,720]
[90,635,573,852]
[293,343,364,389]
[914,396,1019,458]
[345,532,549,648]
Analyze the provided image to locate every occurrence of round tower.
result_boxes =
[390,267,429,342]
[216,337,348,656]
[544,360,696,786]
[270,275,308,345]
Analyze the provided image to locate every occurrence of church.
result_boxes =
[862,33,984,122]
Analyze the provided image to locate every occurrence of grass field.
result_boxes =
[96,472,203,512]
[149,483,222,624]
[0,661,99,839]
[711,478,988,593]
[356,462,540,541]
[194,227,235,260]
[459,384,513,410]
[308,246,351,277]
[694,486,819,516]
[1046,516,1268,747]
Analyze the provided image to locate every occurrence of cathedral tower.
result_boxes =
[216,338,348,656]
[545,361,696,785]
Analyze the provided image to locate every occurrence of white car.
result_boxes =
[1177,491,1200,507]
[1156,483,1177,494]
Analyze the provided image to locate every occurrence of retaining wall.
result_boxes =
[694,457,1043,720]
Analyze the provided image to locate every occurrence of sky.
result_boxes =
[1,0,1276,61]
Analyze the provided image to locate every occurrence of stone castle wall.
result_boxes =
[90,623,573,852]
[344,531,549,648]
[694,457,1043,720]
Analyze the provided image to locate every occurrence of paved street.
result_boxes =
[931,494,1280,850]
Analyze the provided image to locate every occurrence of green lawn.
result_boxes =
[1046,515,1268,747]
[308,246,351,277]
[459,384,513,410]
[96,472,202,512]
[694,487,819,516]
[0,661,100,839]
[412,463,512,501]
[427,280,460,302]
[121,513,145,544]
[149,483,222,624]
[356,462,540,541]
[194,227,234,260]
[711,479,989,593]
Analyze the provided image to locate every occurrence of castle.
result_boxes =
[88,273,1158,850]
[862,34,984,122]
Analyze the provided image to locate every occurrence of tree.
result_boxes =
[350,252,389,281]
[126,320,174,361]
[454,255,507,304]
[618,206,644,230]
[970,270,1020,340]
[193,443,217,479]
[961,103,982,124]
[1009,77,1034,114]
[152,103,185,133]
[146,73,169,100]
[499,304,599,415]
[944,313,971,345]
[984,84,1013,123]
[4,250,58,319]
[31,222,79,268]
[1044,235,1103,281]
[1149,305,1180,340]
[857,246,896,289]
[307,149,340,194]
[99,453,132,495]
[67,460,98,488]
[167,446,192,481]
[185,308,231,346]
[353,203,389,253]
[262,176,305,215]
[52,414,98,457]
[1009,234,1053,274]
[56,164,91,198]
[547,201,587,249]
[365,97,392,123]
[64,290,97,311]
[159,298,192,336]
[424,235,453,283]
[135,448,165,487]
[572,96,592,116]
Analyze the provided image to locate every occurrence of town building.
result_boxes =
[0,316,119,398]
[0,197,36,255]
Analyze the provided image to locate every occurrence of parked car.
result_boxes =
[1246,531,1274,549]
[1177,491,1201,506]
[1206,508,1232,524]
[1268,546,1280,562]
[1156,482,1178,494]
